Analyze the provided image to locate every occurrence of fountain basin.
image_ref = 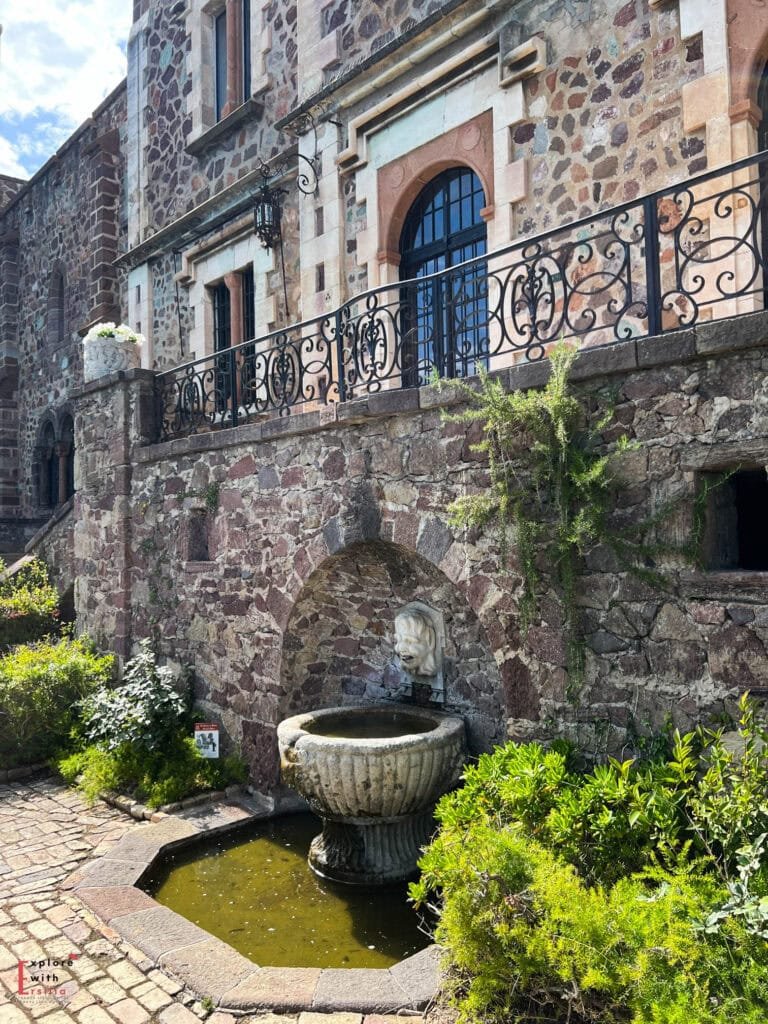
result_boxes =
[277,704,466,885]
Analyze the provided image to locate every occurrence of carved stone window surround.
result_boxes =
[186,0,265,148]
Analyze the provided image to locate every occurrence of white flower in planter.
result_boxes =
[82,322,145,382]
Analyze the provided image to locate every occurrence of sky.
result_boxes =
[0,1,132,179]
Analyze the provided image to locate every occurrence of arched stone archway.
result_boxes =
[279,537,507,754]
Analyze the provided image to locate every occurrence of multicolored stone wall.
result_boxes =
[319,0,460,92]
[70,316,768,792]
[138,0,298,233]
[511,0,707,235]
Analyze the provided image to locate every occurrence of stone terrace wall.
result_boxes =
[72,315,768,792]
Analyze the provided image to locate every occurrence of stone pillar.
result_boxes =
[225,272,243,405]
[83,131,121,332]
[55,443,69,507]
[71,368,157,658]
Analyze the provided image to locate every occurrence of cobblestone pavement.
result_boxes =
[0,775,426,1024]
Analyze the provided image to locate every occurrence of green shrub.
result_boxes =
[0,636,114,769]
[415,827,768,1024]
[62,640,248,807]
[81,638,187,753]
[59,736,248,808]
[411,697,768,1023]
[0,557,60,647]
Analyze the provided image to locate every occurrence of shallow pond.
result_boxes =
[146,812,431,969]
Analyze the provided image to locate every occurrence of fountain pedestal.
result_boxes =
[277,705,466,885]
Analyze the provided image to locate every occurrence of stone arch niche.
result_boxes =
[279,538,505,753]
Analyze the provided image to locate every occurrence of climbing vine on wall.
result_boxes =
[442,343,635,691]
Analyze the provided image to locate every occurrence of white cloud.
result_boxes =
[0,1,132,176]
[0,132,27,177]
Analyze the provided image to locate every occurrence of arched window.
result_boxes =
[47,267,66,348]
[60,414,75,501]
[399,167,488,385]
[39,422,58,509]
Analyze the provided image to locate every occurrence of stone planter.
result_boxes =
[83,337,141,382]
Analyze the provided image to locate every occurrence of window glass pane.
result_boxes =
[242,0,251,99]
[241,266,255,340]
[215,11,228,120]
[213,282,231,351]
[400,168,488,381]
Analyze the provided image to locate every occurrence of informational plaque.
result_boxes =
[194,722,220,758]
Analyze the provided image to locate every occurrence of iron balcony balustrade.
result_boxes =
[157,150,768,441]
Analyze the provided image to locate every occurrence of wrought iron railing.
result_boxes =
[157,151,768,440]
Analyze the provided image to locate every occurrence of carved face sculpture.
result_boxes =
[394,609,438,677]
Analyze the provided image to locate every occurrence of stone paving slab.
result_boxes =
[389,947,441,1007]
[74,859,151,890]
[77,886,159,923]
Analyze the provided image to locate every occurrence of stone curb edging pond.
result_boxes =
[64,796,440,1015]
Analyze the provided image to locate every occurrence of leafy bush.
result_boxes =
[0,557,60,647]
[62,639,247,807]
[81,638,187,753]
[415,828,768,1024]
[411,698,768,1023]
[0,636,113,769]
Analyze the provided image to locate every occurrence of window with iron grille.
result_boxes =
[399,167,488,387]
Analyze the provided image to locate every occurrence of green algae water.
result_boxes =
[306,711,436,739]
[147,813,430,969]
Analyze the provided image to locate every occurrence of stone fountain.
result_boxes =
[277,606,466,885]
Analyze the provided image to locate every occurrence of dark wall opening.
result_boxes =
[702,468,768,570]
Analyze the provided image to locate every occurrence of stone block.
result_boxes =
[222,967,321,1011]
[695,310,768,357]
[110,907,211,962]
[496,157,527,205]
[367,388,420,416]
[312,969,410,1013]
[503,359,551,393]
[178,800,255,835]
[158,939,256,1003]
[682,70,728,133]
[388,946,441,1008]
[157,1006,200,1024]
[74,859,149,890]
[637,329,695,368]
[569,340,637,381]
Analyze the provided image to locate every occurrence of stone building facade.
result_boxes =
[3,0,768,787]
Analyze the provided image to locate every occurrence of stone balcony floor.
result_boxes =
[0,774,432,1024]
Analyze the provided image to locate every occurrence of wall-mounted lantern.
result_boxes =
[253,171,286,250]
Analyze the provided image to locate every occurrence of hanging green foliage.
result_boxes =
[441,343,634,689]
